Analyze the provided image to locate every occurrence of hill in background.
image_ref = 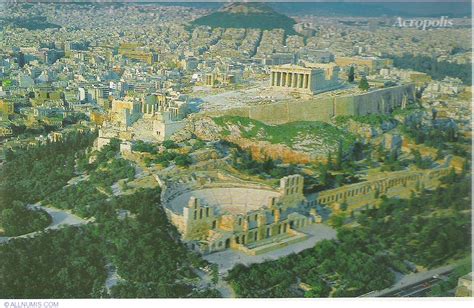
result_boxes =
[192,2,296,34]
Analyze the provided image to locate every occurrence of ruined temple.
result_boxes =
[270,63,341,95]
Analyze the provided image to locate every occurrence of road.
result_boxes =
[360,263,456,297]
[0,203,87,244]
[29,203,87,229]
[388,276,446,297]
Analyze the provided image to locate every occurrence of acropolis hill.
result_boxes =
[1,1,471,299]
[189,59,415,127]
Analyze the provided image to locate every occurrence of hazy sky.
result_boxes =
[3,0,469,3]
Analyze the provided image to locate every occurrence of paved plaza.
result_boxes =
[204,223,337,273]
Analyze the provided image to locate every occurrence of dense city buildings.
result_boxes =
[0,1,471,302]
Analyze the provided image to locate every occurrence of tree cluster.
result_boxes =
[0,131,95,234]
[391,53,471,85]
[227,173,471,297]
[0,201,51,236]
[230,145,298,180]
[0,226,107,298]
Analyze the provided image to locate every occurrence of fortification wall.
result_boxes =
[288,97,335,123]
[335,83,414,116]
[306,167,450,209]
[203,84,415,125]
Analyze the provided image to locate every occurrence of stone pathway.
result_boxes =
[111,181,123,196]
[216,275,236,298]
[65,173,89,187]
[193,268,236,298]
[105,263,124,294]
[134,165,146,179]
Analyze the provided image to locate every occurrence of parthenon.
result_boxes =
[270,63,341,95]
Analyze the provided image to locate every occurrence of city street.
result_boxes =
[360,264,456,297]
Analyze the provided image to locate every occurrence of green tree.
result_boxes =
[374,188,380,199]
[358,76,369,91]
[348,66,355,82]
[318,163,329,187]
[329,213,346,228]
[0,226,107,298]
[162,140,178,149]
[340,201,349,211]
[335,140,343,171]
[211,264,219,285]
[326,152,334,170]
[1,201,51,236]
[175,154,192,167]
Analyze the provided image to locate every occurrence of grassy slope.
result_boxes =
[213,115,355,151]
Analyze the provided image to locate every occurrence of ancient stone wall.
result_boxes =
[203,84,415,125]
[335,84,414,116]
[182,197,218,241]
[306,167,451,208]
[167,210,185,234]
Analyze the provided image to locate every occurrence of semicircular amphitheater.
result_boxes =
[167,187,280,216]
[163,175,319,256]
